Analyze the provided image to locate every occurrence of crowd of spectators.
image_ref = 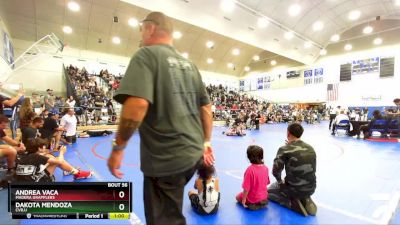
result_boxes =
[0,84,92,188]
[66,65,118,125]
[206,84,328,131]
[99,69,122,91]
[208,82,396,140]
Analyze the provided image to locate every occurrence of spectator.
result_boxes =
[54,96,66,114]
[19,98,37,132]
[188,163,220,215]
[44,89,55,112]
[0,82,24,115]
[360,108,369,121]
[353,108,361,121]
[66,96,76,108]
[386,98,400,117]
[60,108,77,144]
[268,123,317,216]
[15,138,92,182]
[31,92,43,113]
[21,117,43,144]
[328,106,340,130]
[40,109,49,119]
[0,115,26,175]
[108,12,214,225]
[358,110,384,139]
[236,145,269,210]
[0,142,17,181]
[40,113,65,150]
[349,109,357,120]
[331,110,350,135]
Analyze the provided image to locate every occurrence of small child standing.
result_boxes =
[236,145,270,210]
[188,162,220,215]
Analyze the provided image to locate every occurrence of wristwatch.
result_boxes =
[112,139,126,151]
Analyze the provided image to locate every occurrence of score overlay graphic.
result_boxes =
[8,182,132,219]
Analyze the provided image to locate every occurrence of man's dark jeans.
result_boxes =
[143,163,199,225]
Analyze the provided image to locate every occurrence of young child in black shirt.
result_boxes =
[16,138,92,182]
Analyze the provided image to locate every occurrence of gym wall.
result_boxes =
[0,17,13,82]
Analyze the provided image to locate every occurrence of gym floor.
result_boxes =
[1,121,400,225]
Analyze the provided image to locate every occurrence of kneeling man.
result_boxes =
[268,123,317,216]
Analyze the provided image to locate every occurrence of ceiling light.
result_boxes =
[373,37,383,45]
[304,41,312,48]
[220,0,235,12]
[348,10,361,21]
[288,4,301,17]
[206,41,214,49]
[257,17,269,28]
[207,58,214,64]
[270,60,277,66]
[320,49,327,55]
[68,1,80,12]
[63,26,72,34]
[313,21,324,31]
[344,44,352,51]
[330,34,340,42]
[363,26,373,34]
[284,31,294,40]
[232,48,240,55]
[244,66,250,72]
[173,31,182,39]
[112,36,121,44]
[227,63,234,68]
[253,55,260,61]
[128,18,139,27]
[182,52,189,59]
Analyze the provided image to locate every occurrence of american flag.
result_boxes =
[327,83,339,101]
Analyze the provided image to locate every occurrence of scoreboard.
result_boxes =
[8,182,132,220]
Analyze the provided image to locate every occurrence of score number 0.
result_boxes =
[118,191,125,211]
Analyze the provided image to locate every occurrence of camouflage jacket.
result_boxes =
[272,140,316,195]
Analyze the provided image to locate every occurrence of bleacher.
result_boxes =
[65,65,121,126]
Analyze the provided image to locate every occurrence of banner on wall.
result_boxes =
[304,70,313,85]
[314,68,323,84]
[286,70,301,79]
[239,80,245,92]
[361,95,382,101]
[263,76,272,90]
[352,57,379,75]
[0,28,14,67]
[257,77,263,90]
[246,75,274,91]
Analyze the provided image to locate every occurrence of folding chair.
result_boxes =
[335,120,350,136]
[369,119,388,137]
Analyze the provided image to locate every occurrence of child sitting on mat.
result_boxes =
[236,145,270,210]
[188,162,220,215]
[15,138,92,182]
